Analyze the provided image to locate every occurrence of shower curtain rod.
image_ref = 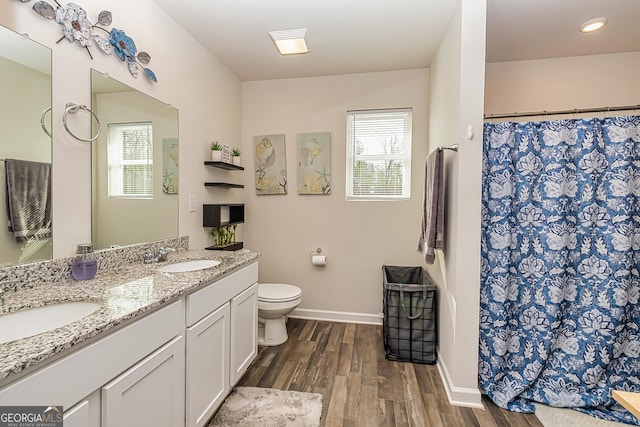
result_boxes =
[484,103,640,120]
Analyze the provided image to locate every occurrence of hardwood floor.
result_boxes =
[238,318,543,426]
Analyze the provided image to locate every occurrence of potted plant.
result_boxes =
[231,148,241,166]
[210,140,223,161]
[210,224,236,249]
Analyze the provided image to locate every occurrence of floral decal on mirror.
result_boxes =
[21,0,157,82]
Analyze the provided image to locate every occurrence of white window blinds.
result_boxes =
[108,122,153,198]
[346,108,412,200]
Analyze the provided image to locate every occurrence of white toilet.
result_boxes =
[258,283,302,346]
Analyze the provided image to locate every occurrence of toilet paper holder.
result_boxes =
[309,247,323,258]
[309,248,328,266]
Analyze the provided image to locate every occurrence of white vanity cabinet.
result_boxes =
[0,301,184,427]
[0,259,259,427]
[185,262,258,427]
[64,334,185,427]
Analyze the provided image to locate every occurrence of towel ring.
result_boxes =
[40,107,52,137]
[63,102,101,143]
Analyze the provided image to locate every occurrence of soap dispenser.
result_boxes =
[71,243,98,280]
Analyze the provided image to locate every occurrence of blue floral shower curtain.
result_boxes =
[480,116,640,425]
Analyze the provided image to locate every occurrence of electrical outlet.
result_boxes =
[188,195,196,212]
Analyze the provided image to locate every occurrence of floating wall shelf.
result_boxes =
[205,242,244,251]
[204,182,244,189]
[204,161,244,171]
[203,160,245,251]
[203,204,245,227]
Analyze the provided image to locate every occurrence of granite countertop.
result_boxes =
[0,249,259,385]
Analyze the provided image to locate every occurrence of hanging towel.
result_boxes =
[4,159,52,243]
[417,149,444,264]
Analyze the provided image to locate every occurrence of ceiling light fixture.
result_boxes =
[268,28,310,55]
[579,17,607,33]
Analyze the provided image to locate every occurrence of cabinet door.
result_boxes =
[102,336,185,427]
[63,390,100,427]
[186,302,230,427]
[230,283,258,386]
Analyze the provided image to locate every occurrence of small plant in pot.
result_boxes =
[210,140,223,161]
[210,224,236,249]
[231,148,241,166]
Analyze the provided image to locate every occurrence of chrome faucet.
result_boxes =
[143,247,176,264]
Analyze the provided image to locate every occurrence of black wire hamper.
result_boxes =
[383,265,437,364]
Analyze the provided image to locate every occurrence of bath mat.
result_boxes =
[208,386,323,427]
[534,403,628,427]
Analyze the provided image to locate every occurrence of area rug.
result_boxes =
[208,386,323,427]
[534,403,628,427]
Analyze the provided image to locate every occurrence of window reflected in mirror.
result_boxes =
[108,122,154,198]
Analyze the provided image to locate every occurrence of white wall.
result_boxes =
[485,52,640,115]
[428,0,486,407]
[0,0,241,258]
[241,69,429,320]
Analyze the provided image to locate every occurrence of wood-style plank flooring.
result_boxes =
[238,318,543,426]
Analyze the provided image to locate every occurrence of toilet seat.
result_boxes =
[258,283,302,303]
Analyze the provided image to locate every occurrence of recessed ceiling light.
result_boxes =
[579,17,607,33]
[268,28,310,55]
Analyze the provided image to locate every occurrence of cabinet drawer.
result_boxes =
[186,261,258,326]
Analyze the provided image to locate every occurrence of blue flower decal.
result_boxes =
[109,28,137,62]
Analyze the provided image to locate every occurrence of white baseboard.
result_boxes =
[288,308,383,325]
[436,351,484,409]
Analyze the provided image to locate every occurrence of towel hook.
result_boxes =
[63,102,101,143]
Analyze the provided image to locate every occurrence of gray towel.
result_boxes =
[417,149,444,264]
[4,159,52,243]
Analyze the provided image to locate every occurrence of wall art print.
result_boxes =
[162,138,178,194]
[254,134,287,195]
[296,132,330,195]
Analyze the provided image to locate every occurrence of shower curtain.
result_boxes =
[480,115,640,425]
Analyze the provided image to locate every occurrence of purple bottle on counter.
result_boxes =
[71,243,98,280]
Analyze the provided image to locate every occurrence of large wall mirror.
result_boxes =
[91,69,179,249]
[0,25,52,267]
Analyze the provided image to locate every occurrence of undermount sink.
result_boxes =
[0,301,101,344]
[157,259,221,273]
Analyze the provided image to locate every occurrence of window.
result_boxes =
[108,122,153,198]
[346,108,412,200]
